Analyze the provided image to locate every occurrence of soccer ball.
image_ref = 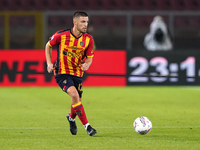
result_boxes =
[133,116,152,135]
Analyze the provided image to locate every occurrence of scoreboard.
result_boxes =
[127,51,200,85]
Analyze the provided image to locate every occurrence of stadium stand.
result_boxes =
[1,0,200,11]
[0,0,200,50]
[0,0,200,26]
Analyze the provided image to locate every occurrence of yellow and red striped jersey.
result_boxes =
[48,29,94,77]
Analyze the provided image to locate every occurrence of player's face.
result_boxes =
[76,16,89,33]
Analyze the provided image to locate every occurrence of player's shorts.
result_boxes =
[55,74,83,98]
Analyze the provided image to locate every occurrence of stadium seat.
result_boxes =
[170,0,184,10]
[105,0,133,10]
[0,0,5,10]
[32,0,46,10]
[197,0,200,9]
[100,0,112,10]
[101,0,131,10]
[146,16,155,25]
[174,17,187,27]
[46,0,59,10]
[92,16,107,27]
[10,16,21,27]
[116,17,127,26]
[86,0,100,10]
[188,17,200,27]
[184,0,198,10]
[129,0,143,10]
[114,0,129,10]
[3,0,18,10]
[59,0,74,10]
[72,0,89,10]
[91,17,100,27]
[1,0,200,11]
[22,16,35,27]
[49,16,62,27]
[49,16,73,27]
[62,17,73,27]
[142,0,156,10]
[155,0,170,10]
[105,16,126,27]
[133,16,147,27]
[18,0,33,10]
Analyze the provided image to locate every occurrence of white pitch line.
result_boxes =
[0,126,199,130]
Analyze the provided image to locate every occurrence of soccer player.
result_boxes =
[45,11,97,136]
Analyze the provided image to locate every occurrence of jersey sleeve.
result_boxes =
[48,33,61,47]
[86,37,94,58]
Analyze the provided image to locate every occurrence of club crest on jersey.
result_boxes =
[80,41,84,47]
[63,80,67,84]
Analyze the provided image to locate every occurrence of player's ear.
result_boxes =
[73,18,78,25]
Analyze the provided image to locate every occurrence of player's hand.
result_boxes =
[47,63,54,73]
[82,63,90,71]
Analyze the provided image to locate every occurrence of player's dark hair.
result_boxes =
[73,11,88,19]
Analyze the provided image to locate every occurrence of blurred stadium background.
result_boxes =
[1,2,200,150]
[1,0,200,86]
[0,0,200,50]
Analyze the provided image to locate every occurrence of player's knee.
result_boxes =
[67,86,80,103]
[70,92,79,103]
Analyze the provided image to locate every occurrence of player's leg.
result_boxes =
[65,87,79,135]
[67,81,97,136]
[67,86,89,127]
[69,91,82,120]
[55,74,78,135]
[55,74,96,136]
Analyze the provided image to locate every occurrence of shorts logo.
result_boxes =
[80,41,84,47]
[63,80,67,84]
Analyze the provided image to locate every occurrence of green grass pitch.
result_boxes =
[0,86,200,150]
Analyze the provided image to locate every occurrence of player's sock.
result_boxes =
[70,105,77,119]
[72,102,88,125]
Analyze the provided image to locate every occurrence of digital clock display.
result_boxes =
[127,51,200,85]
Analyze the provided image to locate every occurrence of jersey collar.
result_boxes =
[70,29,83,39]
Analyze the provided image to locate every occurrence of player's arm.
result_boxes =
[45,41,54,73]
[82,36,94,71]
[82,57,93,71]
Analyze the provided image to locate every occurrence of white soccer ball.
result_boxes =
[133,116,152,135]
